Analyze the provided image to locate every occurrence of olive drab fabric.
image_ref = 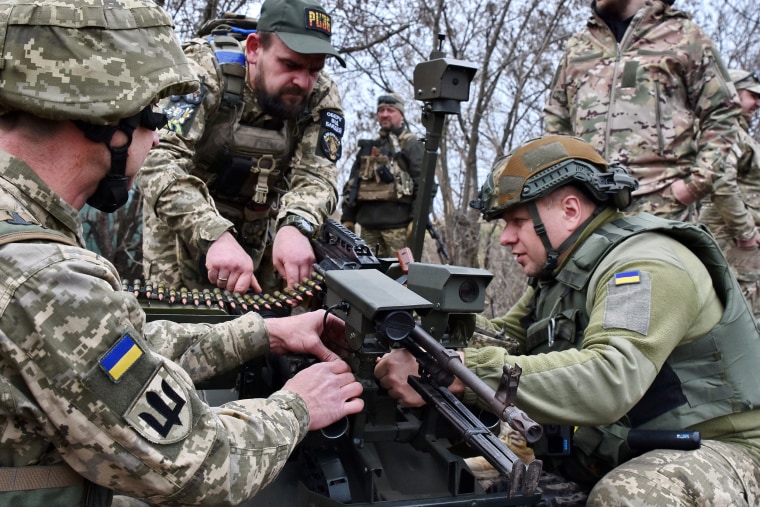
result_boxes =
[341,127,422,212]
[543,0,755,241]
[137,21,344,289]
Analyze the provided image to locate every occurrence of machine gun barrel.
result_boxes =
[408,324,543,444]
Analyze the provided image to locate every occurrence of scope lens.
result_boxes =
[459,281,479,303]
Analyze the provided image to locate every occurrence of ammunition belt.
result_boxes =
[122,272,325,318]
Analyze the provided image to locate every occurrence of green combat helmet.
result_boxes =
[471,135,638,221]
[0,0,198,212]
[471,135,638,277]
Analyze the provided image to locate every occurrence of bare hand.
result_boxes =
[206,231,262,293]
[374,348,426,408]
[283,360,364,431]
[272,226,316,289]
[735,230,760,250]
[266,310,348,361]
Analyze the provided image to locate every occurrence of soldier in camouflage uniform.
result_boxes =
[700,69,760,318]
[376,135,760,505]
[0,1,363,505]
[340,93,424,257]
[136,0,346,295]
[543,0,760,250]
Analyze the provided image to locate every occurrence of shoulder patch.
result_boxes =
[165,86,205,137]
[125,364,192,444]
[100,333,144,383]
[319,110,344,162]
[604,270,651,335]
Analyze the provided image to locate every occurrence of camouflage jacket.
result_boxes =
[135,37,343,274]
[0,150,310,505]
[701,117,760,235]
[340,126,424,229]
[543,0,755,240]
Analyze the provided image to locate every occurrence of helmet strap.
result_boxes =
[73,120,136,213]
[528,201,603,280]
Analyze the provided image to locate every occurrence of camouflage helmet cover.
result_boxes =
[474,135,639,221]
[0,0,198,125]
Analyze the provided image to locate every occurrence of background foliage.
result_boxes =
[82,0,760,317]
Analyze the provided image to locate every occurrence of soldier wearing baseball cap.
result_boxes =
[257,0,346,67]
[136,0,348,297]
[0,0,363,505]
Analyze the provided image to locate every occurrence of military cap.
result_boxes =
[0,0,198,125]
[730,69,760,96]
[377,93,405,115]
[257,0,346,67]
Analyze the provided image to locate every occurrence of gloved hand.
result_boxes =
[342,221,355,232]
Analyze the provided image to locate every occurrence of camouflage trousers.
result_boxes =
[359,225,409,258]
[588,440,760,506]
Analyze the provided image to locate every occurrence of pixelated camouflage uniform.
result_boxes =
[463,209,760,504]
[340,127,423,257]
[543,0,756,243]
[0,152,312,505]
[137,36,343,292]
[700,117,760,318]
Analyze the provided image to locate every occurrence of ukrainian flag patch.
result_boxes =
[100,334,144,383]
[614,270,641,285]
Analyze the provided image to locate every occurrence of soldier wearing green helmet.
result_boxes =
[377,135,760,505]
[0,1,363,506]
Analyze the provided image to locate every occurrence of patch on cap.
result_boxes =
[304,8,332,36]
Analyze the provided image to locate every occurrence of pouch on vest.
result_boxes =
[524,308,580,352]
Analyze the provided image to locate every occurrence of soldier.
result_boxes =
[136,0,346,295]
[543,0,759,249]
[340,93,424,257]
[0,1,363,505]
[700,69,760,318]
[376,136,760,504]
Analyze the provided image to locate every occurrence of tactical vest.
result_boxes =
[355,130,415,203]
[0,211,113,506]
[523,213,760,461]
[188,25,295,236]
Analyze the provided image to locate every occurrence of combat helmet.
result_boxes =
[471,135,638,221]
[471,135,638,278]
[0,0,198,212]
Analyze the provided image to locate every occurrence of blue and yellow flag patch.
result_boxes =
[614,270,641,285]
[100,334,143,382]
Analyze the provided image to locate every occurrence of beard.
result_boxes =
[592,0,627,19]
[254,68,309,120]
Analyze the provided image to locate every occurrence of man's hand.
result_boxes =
[272,226,316,289]
[735,229,760,250]
[206,231,262,293]
[374,348,426,408]
[283,360,364,431]
[266,309,349,361]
